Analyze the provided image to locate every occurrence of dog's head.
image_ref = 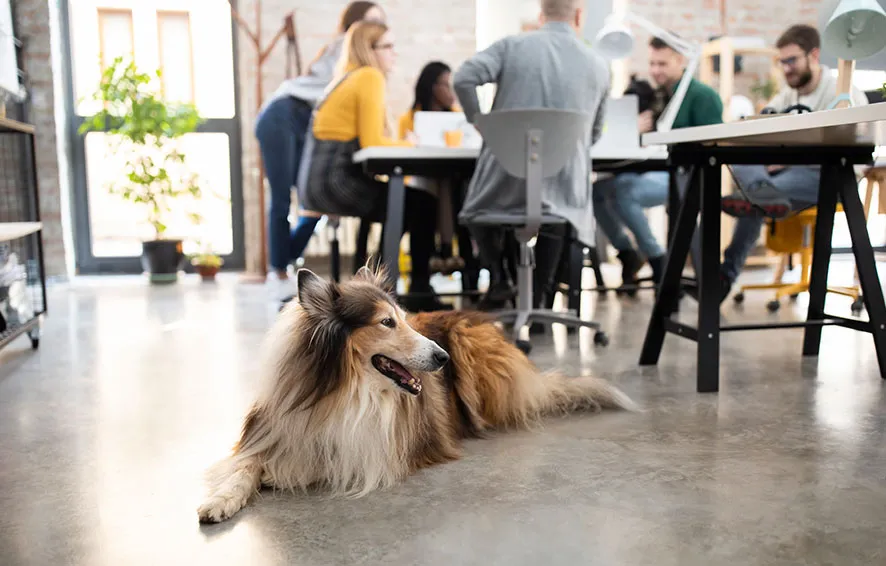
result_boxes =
[292,266,449,403]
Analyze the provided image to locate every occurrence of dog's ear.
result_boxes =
[296,269,337,309]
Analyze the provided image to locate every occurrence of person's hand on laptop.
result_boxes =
[638,110,654,134]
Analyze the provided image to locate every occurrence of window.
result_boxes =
[97,8,133,71]
[156,11,194,103]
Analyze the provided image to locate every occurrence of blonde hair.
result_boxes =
[333,20,389,80]
[332,20,395,136]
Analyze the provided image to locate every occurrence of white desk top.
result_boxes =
[643,103,886,147]
[353,146,478,162]
[0,222,42,243]
[353,144,668,163]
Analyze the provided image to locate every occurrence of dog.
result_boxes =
[197,267,635,523]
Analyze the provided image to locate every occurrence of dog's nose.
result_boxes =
[433,349,450,367]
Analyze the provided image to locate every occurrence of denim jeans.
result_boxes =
[255,96,319,271]
[722,165,820,281]
[593,171,669,259]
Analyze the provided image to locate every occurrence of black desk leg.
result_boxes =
[640,165,700,365]
[696,160,722,393]
[836,162,886,377]
[802,164,838,356]
[667,168,679,246]
[383,167,406,287]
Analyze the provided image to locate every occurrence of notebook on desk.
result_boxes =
[413,111,482,149]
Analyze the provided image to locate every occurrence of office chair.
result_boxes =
[467,108,609,352]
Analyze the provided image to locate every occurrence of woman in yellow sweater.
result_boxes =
[303,21,447,311]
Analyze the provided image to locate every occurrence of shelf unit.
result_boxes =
[0,116,48,351]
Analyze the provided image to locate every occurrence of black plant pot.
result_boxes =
[141,239,185,284]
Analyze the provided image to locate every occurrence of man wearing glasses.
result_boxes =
[710,24,870,304]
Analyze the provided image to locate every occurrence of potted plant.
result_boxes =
[191,251,224,282]
[750,76,779,113]
[79,57,205,284]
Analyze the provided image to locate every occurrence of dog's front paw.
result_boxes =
[197,493,247,524]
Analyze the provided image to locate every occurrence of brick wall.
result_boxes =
[623,0,829,103]
[10,0,67,278]
[235,0,477,274]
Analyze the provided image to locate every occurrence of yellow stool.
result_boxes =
[733,205,863,313]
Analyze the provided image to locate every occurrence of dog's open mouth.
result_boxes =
[372,355,422,395]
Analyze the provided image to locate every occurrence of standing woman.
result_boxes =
[255,1,384,301]
[303,21,448,312]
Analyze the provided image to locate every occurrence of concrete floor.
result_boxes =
[1,262,885,565]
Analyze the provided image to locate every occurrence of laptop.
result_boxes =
[413,111,483,149]
[592,94,641,151]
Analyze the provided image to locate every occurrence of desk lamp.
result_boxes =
[820,0,886,107]
[595,12,701,133]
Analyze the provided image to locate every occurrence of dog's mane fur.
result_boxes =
[197,267,636,523]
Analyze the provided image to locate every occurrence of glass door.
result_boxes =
[61,0,244,273]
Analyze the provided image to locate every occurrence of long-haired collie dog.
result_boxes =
[197,267,635,523]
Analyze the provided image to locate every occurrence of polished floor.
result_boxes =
[1,261,885,565]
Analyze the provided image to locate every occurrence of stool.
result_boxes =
[733,205,863,313]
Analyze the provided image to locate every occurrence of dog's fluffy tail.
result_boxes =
[445,317,637,431]
[197,454,263,524]
[535,371,638,414]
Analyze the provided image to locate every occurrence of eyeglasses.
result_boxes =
[373,42,394,51]
[778,54,806,68]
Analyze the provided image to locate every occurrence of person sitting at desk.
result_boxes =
[593,36,723,290]
[398,61,465,276]
[712,24,870,303]
[256,1,384,302]
[453,0,610,310]
[303,20,448,312]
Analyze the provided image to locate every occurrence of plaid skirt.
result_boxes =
[301,138,386,221]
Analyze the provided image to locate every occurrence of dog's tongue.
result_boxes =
[374,355,422,395]
[389,360,422,395]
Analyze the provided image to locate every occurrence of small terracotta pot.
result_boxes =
[196,265,220,281]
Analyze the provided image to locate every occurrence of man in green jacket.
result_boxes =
[593,36,723,289]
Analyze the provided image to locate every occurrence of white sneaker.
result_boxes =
[268,275,297,302]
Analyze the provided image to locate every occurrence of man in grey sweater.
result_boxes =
[453,0,610,309]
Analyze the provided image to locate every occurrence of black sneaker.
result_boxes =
[477,281,516,311]
[685,272,732,305]
[722,181,791,219]
[648,255,665,285]
[617,249,644,295]
[401,285,453,313]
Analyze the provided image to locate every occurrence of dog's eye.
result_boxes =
[380,317,396,329]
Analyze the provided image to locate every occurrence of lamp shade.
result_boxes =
[595,20,634,60]
[823,0,886,60]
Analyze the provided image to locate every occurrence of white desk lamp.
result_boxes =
[820,0,886,107]
[595,12,701,133]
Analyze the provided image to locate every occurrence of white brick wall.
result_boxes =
[236,0,476,273]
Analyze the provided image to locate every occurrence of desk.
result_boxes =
[353,145,669,285]
[639,104,886,393]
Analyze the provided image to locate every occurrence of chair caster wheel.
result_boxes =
[766,299,781,312]
[516,340,532,355]
[733,292,745,304]
[851,297,864,315]
[593,332,609,347]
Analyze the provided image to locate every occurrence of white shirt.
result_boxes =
[767,65,869,112]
